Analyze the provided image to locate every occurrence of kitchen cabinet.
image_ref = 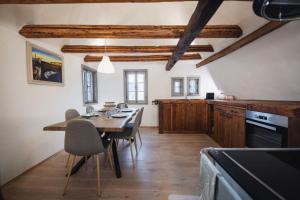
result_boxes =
[212,105,245,147]
[159,103,172,133]
[157,99,208,134]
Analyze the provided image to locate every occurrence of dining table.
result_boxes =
[43,108,138,178]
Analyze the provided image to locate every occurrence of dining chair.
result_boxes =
[65,109,80,120]
[65,109,80,169]
[63,119,113,196]
[107,109,143,165]
[86,105,95,114]
[116,103,128,109]
[137,107,144,145]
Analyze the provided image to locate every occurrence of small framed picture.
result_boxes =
[27,42,64,86]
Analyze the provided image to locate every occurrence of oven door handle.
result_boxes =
[246,120,277,131]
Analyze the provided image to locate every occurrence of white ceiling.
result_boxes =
[0,2,268,60]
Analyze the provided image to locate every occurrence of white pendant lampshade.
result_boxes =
[97,55,115,74]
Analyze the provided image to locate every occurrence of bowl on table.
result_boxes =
[111,113,128,118]
[81,113,99,119]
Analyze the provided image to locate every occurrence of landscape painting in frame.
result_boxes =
[27,42,64,86]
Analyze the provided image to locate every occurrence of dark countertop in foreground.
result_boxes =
[208,100,300,117]
[208,148,300,200]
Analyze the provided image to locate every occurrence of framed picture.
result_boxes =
[27,42,64,86]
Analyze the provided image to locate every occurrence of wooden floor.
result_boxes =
[2,128,218,200]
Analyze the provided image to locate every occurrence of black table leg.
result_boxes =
[0,188,4,200]
[66,156,91,176]
[112,140,122,178]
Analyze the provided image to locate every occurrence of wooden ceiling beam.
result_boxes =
[84,54,201,62]
[166,0,223,71]
[61,45,214,53]
[1,0,251,4]
[19,25,242,39]
[196,21,289,68]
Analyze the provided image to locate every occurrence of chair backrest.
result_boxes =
[86,105,95,114]
[64,119,105,156]
[116,103,128,109]
[130,109,143,138]
[138,107,144,126]
[65,109,80,120]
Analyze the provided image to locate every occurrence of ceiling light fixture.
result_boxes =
[97,40,115,74]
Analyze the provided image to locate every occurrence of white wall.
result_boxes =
[92,61,219,127]
[207,21,300,100]
[0,26,92,185]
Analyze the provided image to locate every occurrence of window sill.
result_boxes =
[84,102,98,105]
[126,102,148,105]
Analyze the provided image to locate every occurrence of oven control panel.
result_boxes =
[254,114,268,121]
[246,110,288,128]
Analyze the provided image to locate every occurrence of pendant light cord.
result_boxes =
[104,39,107,56]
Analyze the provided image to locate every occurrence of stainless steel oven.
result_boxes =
[246,110,288,148]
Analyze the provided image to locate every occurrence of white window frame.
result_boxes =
[187,76,200,96]
[82,65,98,105]
[124,69,148,105]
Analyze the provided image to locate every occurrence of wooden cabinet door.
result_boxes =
[173,103,186,131]
[213,107,224,146]
[197,103,208,132]
[185,103,197,131]
[185,102,208,133]
[223,113,232,147]
[230,113,246,147]
[159,103,172,133]
[222,106,245,147]
[213,105,245,147]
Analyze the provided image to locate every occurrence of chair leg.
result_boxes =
[105,140,113,167]
[138,129,142,145]
[129,139,135,165]
[65,154,71,169]
[85,156,88,171]
[108,148,114,171]
[134,136,138,155]
[105,151,109,167]
[116,139,119,147]
[63,155,76,196]
[96,154,101,196]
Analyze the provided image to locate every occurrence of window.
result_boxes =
[187,77,200,96]
[171,77,184,97]
[82,65,98,104]
[124,69,148,104]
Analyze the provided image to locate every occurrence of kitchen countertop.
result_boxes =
[153,99,300,117]
[152,99,208,104]
[208,148,300,200]
[208,100,300,117]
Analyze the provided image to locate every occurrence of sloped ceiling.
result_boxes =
[206,21,300,100]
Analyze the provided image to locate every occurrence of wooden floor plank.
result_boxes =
[2,128,218,200]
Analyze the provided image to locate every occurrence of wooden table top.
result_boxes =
[43,108,138,132]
